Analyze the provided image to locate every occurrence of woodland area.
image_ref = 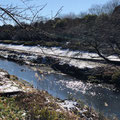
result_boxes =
[0,0,120,64]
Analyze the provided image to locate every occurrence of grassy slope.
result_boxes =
[0,92,77,120]
[0,72,111,120]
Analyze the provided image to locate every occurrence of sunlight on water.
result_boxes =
[0,59,119,118]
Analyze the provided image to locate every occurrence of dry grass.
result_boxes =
[14,91,78,120]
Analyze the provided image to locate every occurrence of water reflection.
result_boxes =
[0,59,119,118]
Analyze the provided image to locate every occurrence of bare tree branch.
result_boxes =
[0,6,23,28]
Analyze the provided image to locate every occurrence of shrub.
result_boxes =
[0,97,25,119]
[37,108,64,120]
[112,71,120,85]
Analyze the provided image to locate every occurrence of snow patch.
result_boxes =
[0,44,119,69]
[58,100,77,111]
[0,71,23,93]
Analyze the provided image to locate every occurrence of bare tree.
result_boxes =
[103,0,120,14]
[89,0,120,15]
[89,4,103,15]
[0,0,47,27]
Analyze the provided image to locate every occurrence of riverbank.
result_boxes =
[0,44,119,90]
[0,69,110,120]
[0,69,79,119]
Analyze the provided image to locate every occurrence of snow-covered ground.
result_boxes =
[0,44,119,69]
[0,44,119,60]
[0,44,101,59]
[0,70,34,93]
[58,100,96,119]
[0,71,22,93]
[58,100,78,111]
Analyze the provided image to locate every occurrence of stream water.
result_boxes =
[0,58,119,118]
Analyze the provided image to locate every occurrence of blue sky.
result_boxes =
[1,0,109,17]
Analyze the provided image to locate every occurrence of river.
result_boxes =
[0,58,119,118]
